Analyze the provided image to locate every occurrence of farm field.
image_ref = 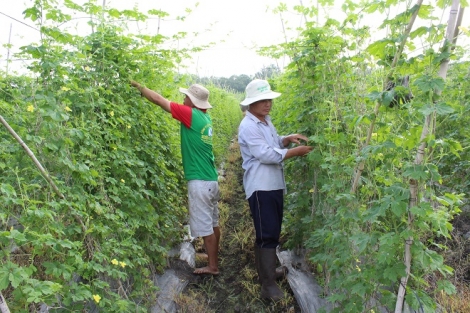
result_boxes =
[1,1,469,312]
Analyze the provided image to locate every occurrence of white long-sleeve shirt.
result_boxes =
[238,111,287,199]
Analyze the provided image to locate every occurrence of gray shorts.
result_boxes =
[187,180,220,237]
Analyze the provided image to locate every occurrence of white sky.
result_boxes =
[0,0,317,77]
[0,1,468,78]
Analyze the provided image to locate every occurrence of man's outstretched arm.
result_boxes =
[131,81,171,113]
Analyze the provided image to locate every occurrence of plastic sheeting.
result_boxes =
[151,242,196,313]
[179,242,196,268]
[277,249,333,313]
[277,249,437,313]
[151,269,189,313]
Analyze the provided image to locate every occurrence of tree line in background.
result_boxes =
[196,64,281,93]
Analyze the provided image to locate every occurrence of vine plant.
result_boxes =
[0,0,241,311]
[265,0,468,312]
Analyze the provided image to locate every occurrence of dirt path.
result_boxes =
[175,141,301,313]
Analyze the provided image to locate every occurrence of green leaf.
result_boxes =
[349,233,369,253]
[419,102,454,116]
[43,110,69,122]
[410,26,431,39]
[0,183,17,197]
[413,247,444,271]
[434,51,452,65]
[437,280,456,294]
[365,91,382,101]
[390,200,407,217]
[350,281,367,297]
[366,40,394,58]
[45,9,71,23]
[0,264,13,289]
[10,267,28,288]
[382,90,394,106]
[7,229,27,244]
[148,9,169,17]
[417,5,433,18]
[108,8,121,18]
[435,103,454,115]
[426,164,442,182]
[23,7,41,21]
[307,150,323,164]
[25,289,43,302]
[403,164,428,180]
[365,2,386,14]
[64,0,84,11]
[41,26,73,44]
[413,75,445,93]
[20,45,47,59]
[419,103,436,115]
[363,203,386,222]
[382,263,406,281]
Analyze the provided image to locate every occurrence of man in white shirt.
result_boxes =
[238,79,313,301]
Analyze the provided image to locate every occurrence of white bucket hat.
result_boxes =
[179,84,212,109]
[240,79,281,106]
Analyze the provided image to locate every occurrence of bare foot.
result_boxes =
[193,266,219,275]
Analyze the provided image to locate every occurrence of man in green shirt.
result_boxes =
[131,81,220,275]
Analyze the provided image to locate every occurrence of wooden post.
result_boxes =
[0,292,11,313]
[6,23,12,75]
[394,1,462,312]
[0,114,93,258]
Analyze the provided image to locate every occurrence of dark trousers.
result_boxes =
[248,190,284,249]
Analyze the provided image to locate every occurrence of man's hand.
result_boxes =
[130,80,142,90]
[283,134,309,147]
[284,145,313,160]
[294,145,313,156]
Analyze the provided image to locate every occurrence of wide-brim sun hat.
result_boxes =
[240,79,281,106]
[179,84,212,109]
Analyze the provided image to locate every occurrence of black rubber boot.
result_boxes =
[258,248,284,301]
[255,245,287,284]
[254,244,261,283]
[275,264,288,281]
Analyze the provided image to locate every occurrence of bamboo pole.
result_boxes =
[0,114,93,258]
[452,7,465,48]
[0,115,66,199]
[0,292,11,313]
[394,1,462,312]
[351,0,424,193]
[6,23,12,75]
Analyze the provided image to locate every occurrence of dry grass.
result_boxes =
[219,163,239,203]
[434,211,470,312]
[436,283,470,313]
[217,202,230,235]
[175,290,216,313]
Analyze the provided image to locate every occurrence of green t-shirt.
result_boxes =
[174,105,218,181]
